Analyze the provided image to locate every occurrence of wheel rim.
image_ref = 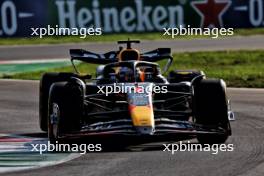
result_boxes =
[50,103,60,139]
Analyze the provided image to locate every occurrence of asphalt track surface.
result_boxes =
[1,35,264,61]
[0,80,264,176]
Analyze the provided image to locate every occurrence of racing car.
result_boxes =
[39,39,234,144]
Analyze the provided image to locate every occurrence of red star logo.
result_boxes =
[191,0,231,28]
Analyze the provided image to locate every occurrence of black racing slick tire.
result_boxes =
[39,72,76,132]
[48,81,84,143]
[167,70,204,83]
[193,79,231,144]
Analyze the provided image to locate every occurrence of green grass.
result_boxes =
[234,28,264,36]
[170,51,264,88]
[2,50,264,88]
[1,28,264,45]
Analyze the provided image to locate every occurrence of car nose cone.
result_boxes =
[135,126,155,135]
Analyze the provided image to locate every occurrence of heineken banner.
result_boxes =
[1,0,264,37]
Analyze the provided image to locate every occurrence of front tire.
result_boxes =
[39,72,76,132]
[193,79,231,144]
[48,81,84,143]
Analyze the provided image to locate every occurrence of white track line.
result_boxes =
[0,59,69,65]
[0,133,81,174]
[0,79,39,83]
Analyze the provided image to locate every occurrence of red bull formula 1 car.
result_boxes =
[39,40,234,144]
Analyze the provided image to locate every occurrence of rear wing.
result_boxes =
[69,48,172,64]
[141,48,172,62]
[70,49,118,64]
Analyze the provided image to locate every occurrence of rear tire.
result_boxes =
[168,70,204,83]
[48,81,83,143]
[39,72,76,132]
[193,79,231,144]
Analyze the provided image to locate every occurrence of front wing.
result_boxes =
[60,118,227,139]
